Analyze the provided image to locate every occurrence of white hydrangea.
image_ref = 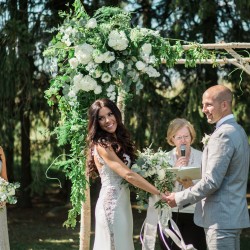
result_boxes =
[86,62,98,73]
[73,73,83,85]
[62,34,72,46]
[86,18,97,29]
[61,26,77,47]
[141,43,152,55]
[135,61,146,71]
[75,43,93,65]
[72,74,97,93]
[69,57,79,69]
[157,169,165,181]
[64,26,77,36]
[145,65,160,77]
[107,84,116,101]
[93,50,105,64]
[94,85,102,94]
[101,73,111,83]
[127,70,139,82]
[108,30,129,51]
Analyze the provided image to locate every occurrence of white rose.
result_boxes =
[69,57,79,69]
[103,51,115,63]
[157,169,165,181]
[106,84,115,92]
[92,68,102,78]
[101,73,111,83]
[86,18,97,29]
[145,65,160,77]
[135,61,146,71]
[94,85,102,95]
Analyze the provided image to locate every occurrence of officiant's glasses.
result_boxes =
[174,135,191,141]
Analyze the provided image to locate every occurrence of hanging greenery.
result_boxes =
[43,0,218,227]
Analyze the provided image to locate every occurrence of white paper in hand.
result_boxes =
[170,166,201,180]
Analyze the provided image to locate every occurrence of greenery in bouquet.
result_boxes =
[0,177,20,206]
[130,147,175,209]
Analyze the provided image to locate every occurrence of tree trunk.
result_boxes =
[19,105,32,208]
[79,175,91,250]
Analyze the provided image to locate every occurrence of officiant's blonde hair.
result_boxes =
[167,118,196,146]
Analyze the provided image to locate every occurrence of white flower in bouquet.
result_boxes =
[0,177,20,207]
[129,147,175,209]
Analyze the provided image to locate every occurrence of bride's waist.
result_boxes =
[100,183,128,190]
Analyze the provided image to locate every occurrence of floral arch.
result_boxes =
[43,1,250,248]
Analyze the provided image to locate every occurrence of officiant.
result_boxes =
[158,118,206,250]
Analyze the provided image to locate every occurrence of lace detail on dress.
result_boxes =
[103,187,119,249]
[93,146,132,249]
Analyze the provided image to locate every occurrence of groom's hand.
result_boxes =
[165,192,177,208]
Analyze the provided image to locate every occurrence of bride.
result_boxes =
[86,98,165,250]
[0,146,10,250]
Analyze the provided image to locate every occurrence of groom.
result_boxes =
[165,85,250,249]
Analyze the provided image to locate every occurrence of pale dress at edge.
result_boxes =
[0,162,10,250]
[93,147,134,250]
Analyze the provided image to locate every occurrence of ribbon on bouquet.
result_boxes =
[141,195,197,250]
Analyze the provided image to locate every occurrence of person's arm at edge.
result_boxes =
[0,146,8,181]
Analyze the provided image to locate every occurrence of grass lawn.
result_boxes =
[7,185,250,249]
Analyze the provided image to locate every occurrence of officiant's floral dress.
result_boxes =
[0,164,10,250]
[93,147,134,250]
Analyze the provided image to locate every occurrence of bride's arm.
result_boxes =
[96,145,162,196]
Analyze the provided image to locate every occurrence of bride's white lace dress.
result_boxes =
[0,164,10,250]
[93,147,134,250]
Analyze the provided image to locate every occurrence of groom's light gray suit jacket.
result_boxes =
[175,118,250,229]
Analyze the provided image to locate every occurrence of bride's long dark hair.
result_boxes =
[86,98,136,178]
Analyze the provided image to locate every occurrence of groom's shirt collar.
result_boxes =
[216,114,234,129]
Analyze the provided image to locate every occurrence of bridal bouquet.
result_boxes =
[0,177,20,206]
[130,147,175,209]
